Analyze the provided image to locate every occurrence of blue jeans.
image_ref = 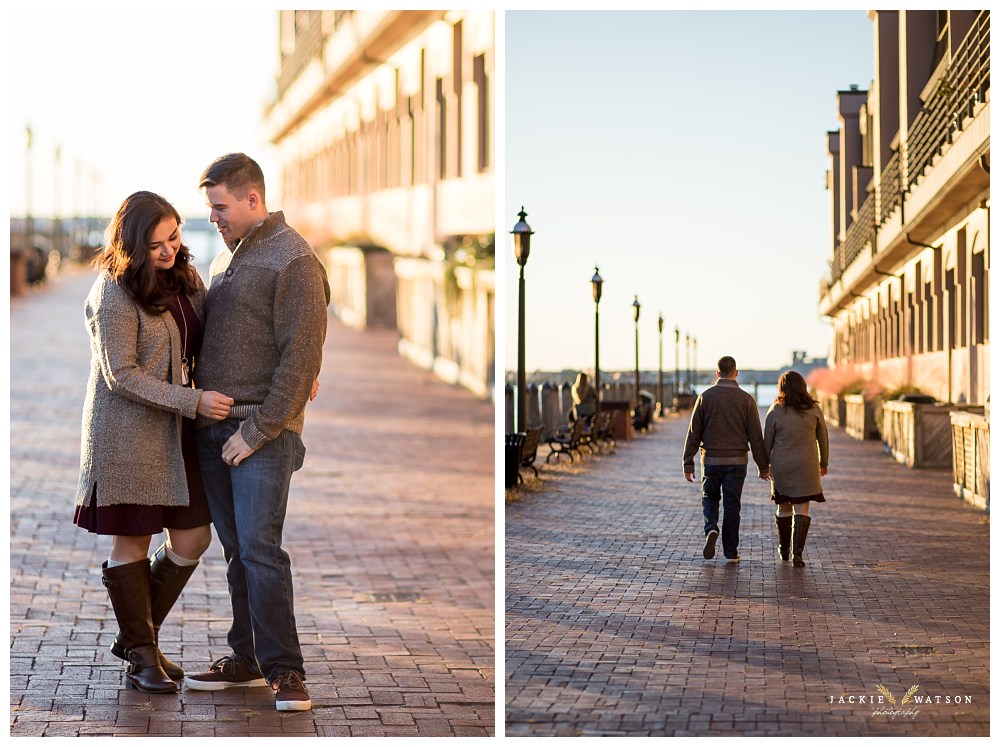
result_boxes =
[195,420,306,681]
[701,464,747,559]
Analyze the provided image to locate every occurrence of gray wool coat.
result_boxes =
[763,402,830,498]
[75,270,206,508]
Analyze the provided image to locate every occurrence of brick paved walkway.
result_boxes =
[10,267,494,736]
[506,411,989,736]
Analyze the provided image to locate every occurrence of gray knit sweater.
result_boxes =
[195,211,330,449]
[76,271,206,508]
[682,378,769,472]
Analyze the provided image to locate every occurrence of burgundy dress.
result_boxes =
[73,292,212,535]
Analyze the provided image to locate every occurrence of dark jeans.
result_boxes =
[701,464,747,558]
[196,420,306,681]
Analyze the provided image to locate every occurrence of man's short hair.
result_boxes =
[199,153,266,203]
[718,356,737,377]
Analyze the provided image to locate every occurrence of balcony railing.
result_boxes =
[906,10,990,190]
[826,11,989,294]
[878,149,902,224]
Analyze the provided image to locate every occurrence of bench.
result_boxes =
[545,417,585,463]
[518,425,545,481]
[595,410,616,449]
[578,414,600,454]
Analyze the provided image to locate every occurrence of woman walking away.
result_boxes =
[74,192,234,693]
[763,370,829,567]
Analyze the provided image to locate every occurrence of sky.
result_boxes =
[505,10,874,373]
[7,7,279,222]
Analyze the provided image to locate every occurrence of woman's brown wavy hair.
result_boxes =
[94,191,197,313]
[775,370,819,412]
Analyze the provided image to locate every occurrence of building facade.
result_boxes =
[820,10,989,405]
[264,10,495,398]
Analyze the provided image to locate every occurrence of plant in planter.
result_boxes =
[873,385,933,434]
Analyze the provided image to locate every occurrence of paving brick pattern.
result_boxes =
[506,410,989,736]
[10,267,494,737]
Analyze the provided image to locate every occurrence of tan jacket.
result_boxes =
[764,402,829,497]
[76,270,206,508]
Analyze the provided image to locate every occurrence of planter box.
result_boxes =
[882,401,984,469]
[950,410,989,510]
[601,401,633,441]
[818,393,847,427]
[844,395,879,440]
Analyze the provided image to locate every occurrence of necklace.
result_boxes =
[177,297,192,386]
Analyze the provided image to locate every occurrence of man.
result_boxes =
[183,153,330,712]
[682,356,769,564]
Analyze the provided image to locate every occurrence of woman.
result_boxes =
[74,191,234,693]
[570,372,598,423]
[763,370,829,567]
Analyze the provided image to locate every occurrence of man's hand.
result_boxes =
[820,466,828,477]
[684,470,695,482]
[222,428,257,467]
[759,467,771,480]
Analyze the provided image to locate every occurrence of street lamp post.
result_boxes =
[24,124,33,259]
[693,337,698,393]
[591,267,603,419]
[632,296,641,408]
[512,207,533,433]
[657,313,664,417]
[674,326,680,410]
[685,333,691,394]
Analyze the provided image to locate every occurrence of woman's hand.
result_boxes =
[820,466,828,477]
[197,391,234,420]
[310,379,319,402]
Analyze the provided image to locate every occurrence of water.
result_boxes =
[741,382,779,406]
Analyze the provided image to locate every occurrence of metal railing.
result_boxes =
[826,11,989,293]
[878,149,902,224]
[906,11,990,190]
[831,191,876,282]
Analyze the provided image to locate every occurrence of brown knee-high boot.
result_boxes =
[110,545,198,680]
[792,515,811,568]
[102,559,177,693]
[775,515,793,561]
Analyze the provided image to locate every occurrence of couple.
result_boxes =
[682,356,829,567]
[73,153,330,711]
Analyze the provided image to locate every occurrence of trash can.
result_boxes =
[505,432,525,489]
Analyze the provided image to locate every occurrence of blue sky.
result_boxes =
[505,10,873,372]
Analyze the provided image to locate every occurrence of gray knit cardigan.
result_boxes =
[75,270,206,508]
[763,402,830,498]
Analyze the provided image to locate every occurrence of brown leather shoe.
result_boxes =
[272,671,312,711]
[184,655,267,691]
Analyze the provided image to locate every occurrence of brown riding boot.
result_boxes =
[102,560,177,693]
[110,545,198,680]
[792,515,812,568]
[775,515,792,561]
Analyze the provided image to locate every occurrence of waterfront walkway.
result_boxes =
[10,267,494,737]
[506,411,989,736]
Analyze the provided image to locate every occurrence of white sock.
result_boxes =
[106,557,128,567]
[164,544,199,567]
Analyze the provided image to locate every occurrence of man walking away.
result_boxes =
[683,356,769,563]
